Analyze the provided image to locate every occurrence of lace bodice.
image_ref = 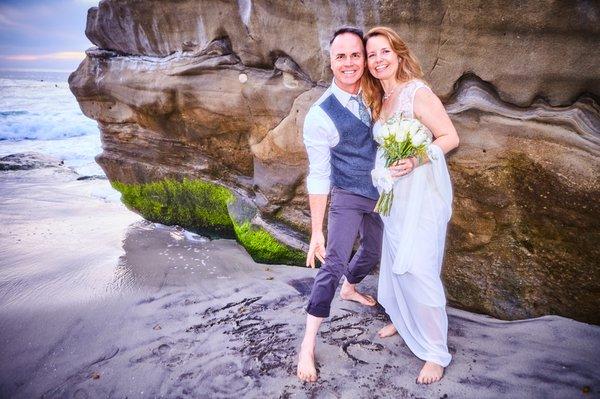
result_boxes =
[373,79,433,144]
[381,79,429,122]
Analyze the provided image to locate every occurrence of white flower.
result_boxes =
[393,120,408,142]
[371,167,394,193]
[373,128,387,145]
[411,129,428,147]
[408,119,421,138]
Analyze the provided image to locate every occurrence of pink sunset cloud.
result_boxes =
[3,51,86,62]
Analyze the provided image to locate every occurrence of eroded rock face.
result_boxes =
[70,0,600,323]
[447,115,599,322]
[442,74,600,322]
[70,38,315,201]
[85,0,600,106]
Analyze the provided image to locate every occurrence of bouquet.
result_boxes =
[371,115,431,216]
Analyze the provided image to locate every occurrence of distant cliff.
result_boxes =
[70,0,600,324]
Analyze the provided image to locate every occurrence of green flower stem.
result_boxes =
[375,191,394,216]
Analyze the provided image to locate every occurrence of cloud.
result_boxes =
[2,51,86,61]
[0,6,30,29]
[0,1,91,51]
[0,1,93,70]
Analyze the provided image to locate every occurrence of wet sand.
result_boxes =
[1,165,599,398]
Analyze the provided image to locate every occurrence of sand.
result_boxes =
[0,164,598,399]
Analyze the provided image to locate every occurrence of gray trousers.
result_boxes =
[306,187,384,318]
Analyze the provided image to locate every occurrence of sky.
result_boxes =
[0,0,97,71]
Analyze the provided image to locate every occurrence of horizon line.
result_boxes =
[0,67,76,73]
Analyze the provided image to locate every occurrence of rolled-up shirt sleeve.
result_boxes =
[303,108,333,195]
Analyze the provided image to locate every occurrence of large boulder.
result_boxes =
[85,0,600,106]
[444,75,599,322]
[70,0,600,324]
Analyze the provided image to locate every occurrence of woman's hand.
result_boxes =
[389,157,417,178]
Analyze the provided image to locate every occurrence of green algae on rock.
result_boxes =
[233,221,305,265]
[112,179,236,238]
[226,190,307,266]
[111,178,306,265]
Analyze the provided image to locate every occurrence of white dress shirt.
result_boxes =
[303,79,370,194]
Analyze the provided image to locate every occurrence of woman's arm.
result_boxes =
[389,86,459,177]
[414,87,459,155]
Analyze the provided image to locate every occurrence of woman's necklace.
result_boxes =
[383,83,401,101]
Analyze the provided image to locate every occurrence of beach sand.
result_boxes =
[0,163,598,398]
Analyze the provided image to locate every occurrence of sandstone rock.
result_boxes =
[69,38,314,187]
[70,1,600,324]
[0,152,66,171]
[446,74,600,151]
[84,0,600,106]
[251,87,324,213]
[440,73,600,323]
[446,129,599,323]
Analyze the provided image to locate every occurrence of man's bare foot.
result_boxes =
[377,323,398,338]
[297,343,318,382]
[416,361,444,384]
[339,280,376,306]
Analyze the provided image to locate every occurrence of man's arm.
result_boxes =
[306,194,328,267]
[303,108,336,267]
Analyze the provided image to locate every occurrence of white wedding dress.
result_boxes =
[372,80,452,367]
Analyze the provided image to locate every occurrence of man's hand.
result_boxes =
[306,194,328,268]
[306,231,326,268]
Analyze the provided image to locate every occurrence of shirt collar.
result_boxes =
[331,79,362,107]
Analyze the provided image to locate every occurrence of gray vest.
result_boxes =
[320,94,379,200]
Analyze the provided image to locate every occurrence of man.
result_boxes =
[297,27,384,383]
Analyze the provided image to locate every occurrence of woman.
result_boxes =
[362,26,460,384]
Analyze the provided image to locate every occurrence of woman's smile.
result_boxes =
[366,35,399,80]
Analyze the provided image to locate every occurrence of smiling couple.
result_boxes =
[298,26,460,384]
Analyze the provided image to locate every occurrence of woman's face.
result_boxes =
[366,35,399,81]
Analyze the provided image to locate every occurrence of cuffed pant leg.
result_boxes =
[306,190,363,318]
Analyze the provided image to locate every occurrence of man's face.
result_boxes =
[329,32,365,94]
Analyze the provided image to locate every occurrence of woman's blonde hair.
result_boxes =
[361,26,424,120]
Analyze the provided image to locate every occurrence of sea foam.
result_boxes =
[0,70,102,175]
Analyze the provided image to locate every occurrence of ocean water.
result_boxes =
[0,69,103,176]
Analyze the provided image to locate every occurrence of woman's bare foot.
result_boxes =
[377,323,398,338]
[297,343,318,382]
[416,361,444,384]
[339,280,376,306]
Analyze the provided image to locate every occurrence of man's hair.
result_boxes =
[329,26,364,45]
